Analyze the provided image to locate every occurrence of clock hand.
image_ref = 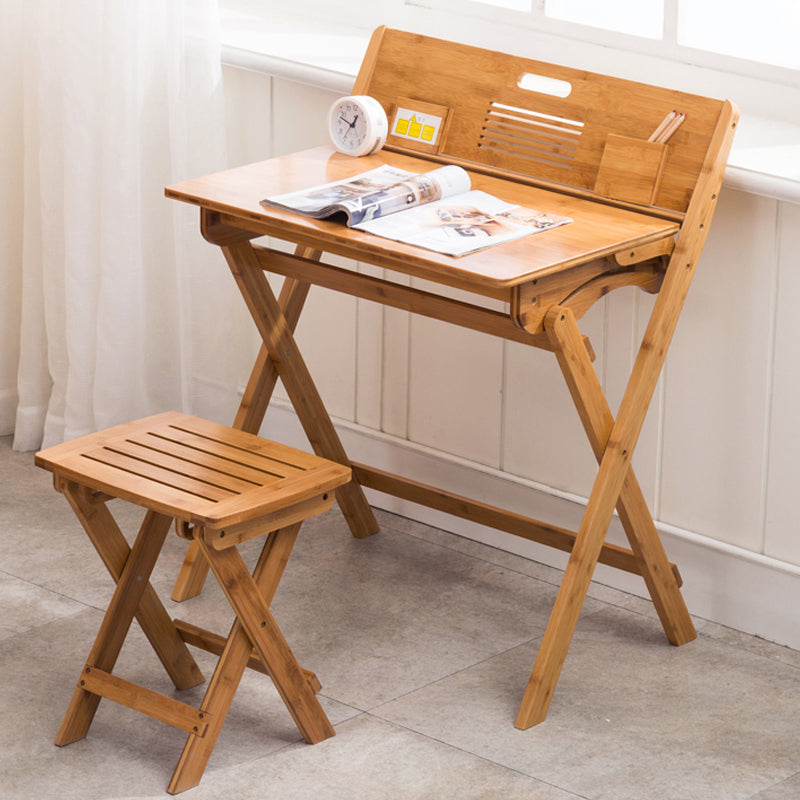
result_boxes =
[339,114,359,130]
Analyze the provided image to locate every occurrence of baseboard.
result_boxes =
[259,402,800,651]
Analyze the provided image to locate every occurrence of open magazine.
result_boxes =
[261,164,572,257]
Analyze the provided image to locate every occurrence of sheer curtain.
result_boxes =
[1,0,240,451]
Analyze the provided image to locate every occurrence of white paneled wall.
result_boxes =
[659,190,778,551]
[222,66,800,648]
[765,201,800,565]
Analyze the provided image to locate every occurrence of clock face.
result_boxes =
[327,96,388,157]
[332,100,368,152]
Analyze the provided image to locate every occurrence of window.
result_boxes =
[223,0,800,125]
[432,0,798,69]
[545,0,664,40]
[396,0,800,123]
[677,0,799,70]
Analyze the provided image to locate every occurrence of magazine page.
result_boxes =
[341,165,470,225]
[262,164,470,225]
[352,190,573,257]
[262,165,415,219]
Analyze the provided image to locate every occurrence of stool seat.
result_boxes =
[37,411,350,539]
[35,412,351,794]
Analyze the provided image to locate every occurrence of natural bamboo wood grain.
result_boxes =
[255,243,559,350]
[594,135,669,205]
[544,306,694,641]
[172,244,322,603]
[37,412,349,529]
[164,28,738,733]
[194,535,335,744]
[36,415,351,793]
[170,537,211,603]
[169,523,324,794]
[231,244,322,434]
[352,463,681,585]
[515,101,738,729]
[55,509,173,746]
[354,27,724,215]
[202,492,334,549]
[165,147,680,294]
[60,482,205,689]
[173,618,322,691]
[78,666,211,736]
[222,241,376,538]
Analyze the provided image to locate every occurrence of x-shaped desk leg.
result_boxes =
[514,104,736,728]
[224,241,377,526]
[171,242,379,603]
[515,269,697,728]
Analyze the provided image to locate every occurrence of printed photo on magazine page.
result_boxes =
[262,164,572,257]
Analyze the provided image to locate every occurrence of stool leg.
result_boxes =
[168,524,333,794]
[168,615,260,794]
[62,483,204,689]
[56,509,172,745]
[198,535,334,743]
[170,540,211,602]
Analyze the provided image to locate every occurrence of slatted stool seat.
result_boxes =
[35,412,351,794]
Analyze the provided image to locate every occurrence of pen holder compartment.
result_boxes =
[593,134,668,205]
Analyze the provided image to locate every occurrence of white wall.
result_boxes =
[222,65,800,649]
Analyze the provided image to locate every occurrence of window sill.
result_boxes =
[220,6,370,95]
[724,117,800,204]
[220,7,800,205]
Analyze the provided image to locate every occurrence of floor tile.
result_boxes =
[748,772,800,799]
[3,436,799,799]
[261,508,605,709]
[0,571,84,640]
[185,714,583,800]
[0,609,356,800]
[374,606,800,800]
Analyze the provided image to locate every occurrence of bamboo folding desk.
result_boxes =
[166,27,738,728]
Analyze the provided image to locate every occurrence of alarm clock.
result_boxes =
[327,95,388,157]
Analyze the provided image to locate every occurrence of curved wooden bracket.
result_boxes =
[562,259,666,320]
[511,237,673,335]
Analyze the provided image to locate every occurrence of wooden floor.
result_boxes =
[3,434,800,800]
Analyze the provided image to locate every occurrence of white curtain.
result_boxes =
[1,0,241,451]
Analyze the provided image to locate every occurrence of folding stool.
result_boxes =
[35,411,351,794]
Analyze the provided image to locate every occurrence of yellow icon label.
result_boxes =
[391,107,443,145]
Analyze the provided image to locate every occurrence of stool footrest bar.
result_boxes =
[79,665,211,737]
[174,619,322,693]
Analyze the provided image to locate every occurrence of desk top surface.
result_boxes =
[166,146,679,292]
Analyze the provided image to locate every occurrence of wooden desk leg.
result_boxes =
[62,484,204,689]
[171,249,327,603]
[234,250,319,435]
[56,509,177,745]
[223,240,378,538]
[545,307,695,646]
[516,253,700,729]
[513,434,633,729]
[169,524,332,795]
